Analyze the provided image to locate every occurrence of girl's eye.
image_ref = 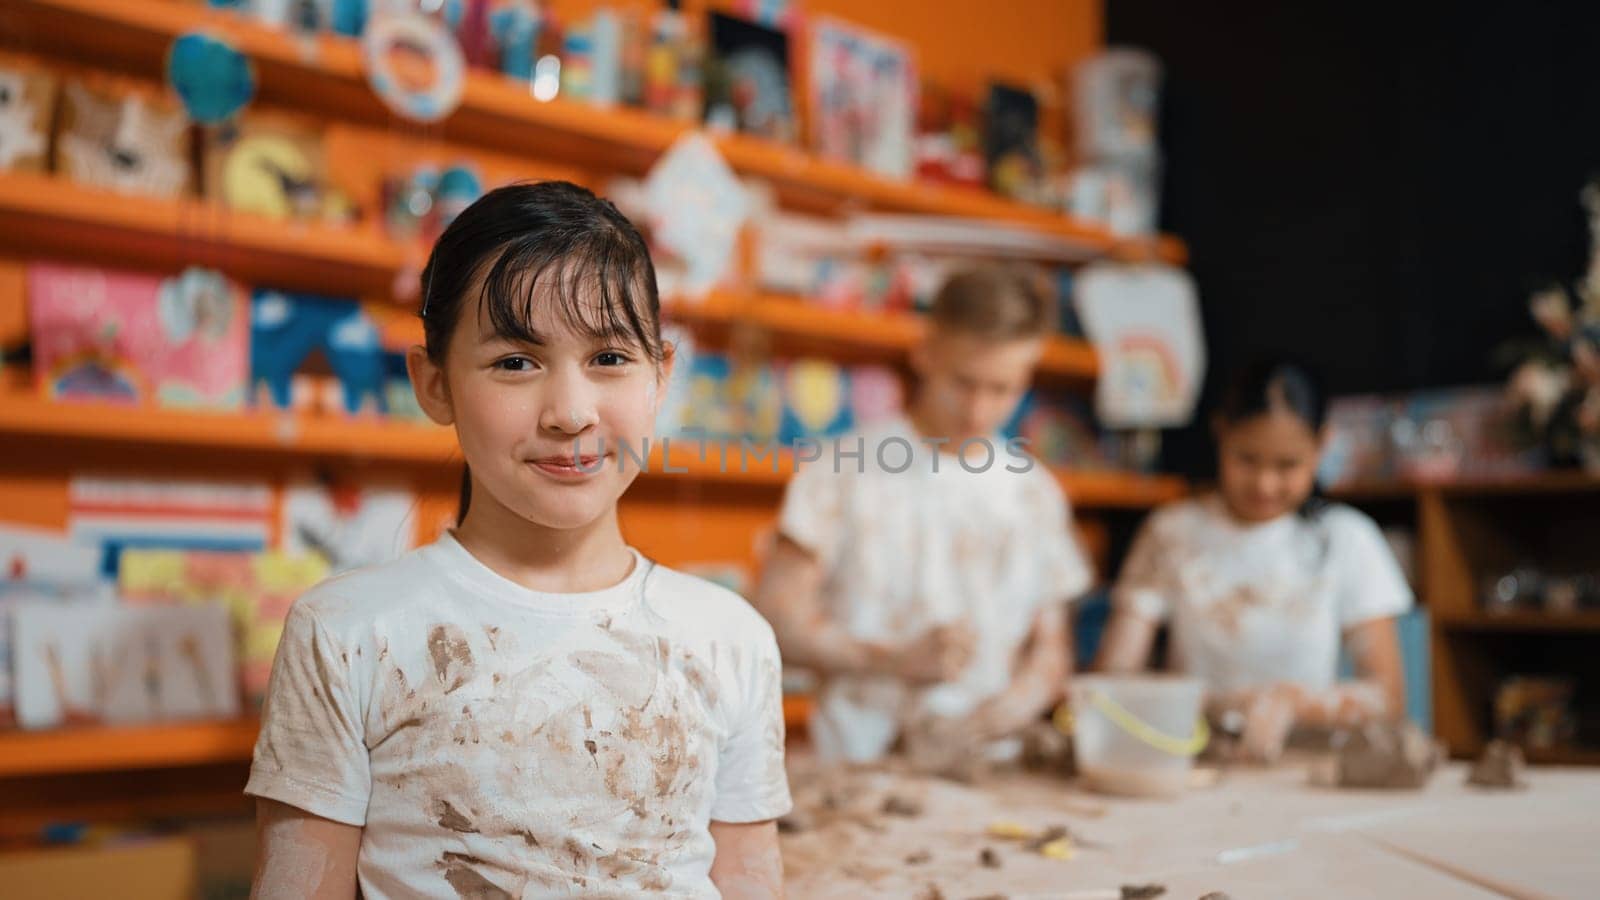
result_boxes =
[494,356,536,372]
[594,351,631,367]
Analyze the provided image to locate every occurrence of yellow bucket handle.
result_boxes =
[1054,690,1210,758]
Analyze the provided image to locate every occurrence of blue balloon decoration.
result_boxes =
[167,32,256,125]
[332,0,369,37]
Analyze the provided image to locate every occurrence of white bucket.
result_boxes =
[1064,674,1209,798]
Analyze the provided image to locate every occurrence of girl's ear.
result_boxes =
[649,340,676,417]
[407,346,455,426]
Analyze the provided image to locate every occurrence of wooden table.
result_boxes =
[778,757,1600,899]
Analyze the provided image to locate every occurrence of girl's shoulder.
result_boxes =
[1307,502,1387,546]
[643,563,778,649]
[287,544,445,630]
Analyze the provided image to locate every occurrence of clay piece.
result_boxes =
[1121,886,1167,899]
[900,715,993,783]
[1197,893,1233,900]
[1018,720,1076,776]
[1466,739,1528,790]
[776,808,814,833]
[978,846,1002,869]
[916,884,946,900]
[905,850,932,865]
[1310,721,1443,789]
[882,793,926,817]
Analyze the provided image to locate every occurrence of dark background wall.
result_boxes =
[1105,2,1600,478]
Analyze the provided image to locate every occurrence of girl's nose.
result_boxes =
[538,370,600,435]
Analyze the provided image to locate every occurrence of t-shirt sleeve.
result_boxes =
[711,623,793,824]
[775,459,847,568]
[1332,510,1415,628]
[1113,509,1177,623]
[244,599,371,826]
[1033,474,1095,604]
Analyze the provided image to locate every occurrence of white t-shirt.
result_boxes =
[245,533,791,900]
[778,415,1094,762]
[1114,496,1413,695]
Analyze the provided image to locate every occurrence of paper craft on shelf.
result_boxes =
[0,523,115,724]
[11,603,237,729]
[28,263,250,409]
[68,475,275,573]
[120,549,329,707]
[251,289,388,414]
[644,133,750,299]
[281,478,416,575]
[0,50,56,172]
[1073,262,1205,429]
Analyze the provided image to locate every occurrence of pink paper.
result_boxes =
[28,263,249,409]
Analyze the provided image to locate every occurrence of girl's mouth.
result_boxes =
[528,455,606,479]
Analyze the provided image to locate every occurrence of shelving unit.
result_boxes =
[1331,472,1600,763]
[2,0,1186,264]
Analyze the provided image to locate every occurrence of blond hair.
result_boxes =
[928,266,1056,340]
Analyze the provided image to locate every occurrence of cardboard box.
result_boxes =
[0,837,197,900]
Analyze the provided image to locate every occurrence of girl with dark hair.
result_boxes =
[1095,360,1413,762]
[247,182,789,898]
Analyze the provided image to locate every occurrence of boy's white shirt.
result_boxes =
[246,532,790,900]
[1114,495,1414,695]
[778,414,1094,762]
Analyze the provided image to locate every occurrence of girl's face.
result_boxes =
[412,283,668,533]
[1215,410,1323,523]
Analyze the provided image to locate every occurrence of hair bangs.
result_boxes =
[475,229,662,360]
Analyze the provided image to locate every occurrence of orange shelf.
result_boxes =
[8,0,1185,264]
[1056,468,1187,509]
[0,388,462,465]
[0,390,1181,506]
[0,718,261,777]
[0,389,777,484]
[669,292,1099,382]
[0,171,403,295]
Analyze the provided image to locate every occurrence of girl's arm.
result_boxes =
[709,820,784,899]
[1341,615,1406,721]
[251,799,362,900]
[1221,617,1405,761]
[1092,609,1159,672]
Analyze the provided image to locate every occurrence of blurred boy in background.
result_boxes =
[755,267,1093,764]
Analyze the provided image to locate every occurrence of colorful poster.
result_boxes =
[28,264,249,409]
